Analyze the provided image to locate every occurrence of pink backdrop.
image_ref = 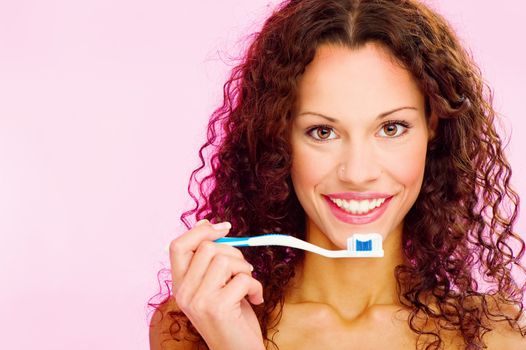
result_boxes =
[0,1,524,349]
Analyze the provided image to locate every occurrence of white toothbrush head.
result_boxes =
[346,233,384,257]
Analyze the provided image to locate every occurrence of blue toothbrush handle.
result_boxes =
[214,237,250,247]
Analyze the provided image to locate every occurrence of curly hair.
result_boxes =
[148,0,526,349]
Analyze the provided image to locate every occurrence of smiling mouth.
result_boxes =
[328,197,388,215]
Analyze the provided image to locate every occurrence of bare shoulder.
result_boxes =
[482,300,526,350]
[149,297,196,350]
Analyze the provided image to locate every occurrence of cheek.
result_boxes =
[290,142,333,193]
[383,140,427,190]
[291,146,316,189]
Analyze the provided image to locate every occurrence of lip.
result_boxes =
[323,194,393,225]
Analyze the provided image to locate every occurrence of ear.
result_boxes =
[427,111,438,140]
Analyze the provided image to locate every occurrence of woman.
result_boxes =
[149,0,526,349]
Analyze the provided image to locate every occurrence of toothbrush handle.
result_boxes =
[214,237,250,247]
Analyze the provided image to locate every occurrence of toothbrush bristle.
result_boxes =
[356,239,373,251]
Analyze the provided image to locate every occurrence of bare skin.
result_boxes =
[265,291,525,350]
[267,302,425,350]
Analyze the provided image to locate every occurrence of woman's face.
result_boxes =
[290,42,433,249]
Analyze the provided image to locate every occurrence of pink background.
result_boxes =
[0,1,524,349]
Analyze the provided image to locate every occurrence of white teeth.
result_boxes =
[330,197,387,214]
[359,201,369,213]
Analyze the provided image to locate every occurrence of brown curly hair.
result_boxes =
[148,0,526,349]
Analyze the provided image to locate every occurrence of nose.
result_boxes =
[337,141,381,185]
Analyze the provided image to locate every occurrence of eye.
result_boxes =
[377,121,411,138]
[306,125,337,141]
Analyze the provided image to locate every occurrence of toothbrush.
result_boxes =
[214,233,384,258]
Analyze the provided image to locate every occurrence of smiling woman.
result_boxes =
[148,1,526,349]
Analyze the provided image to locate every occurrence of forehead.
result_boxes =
[295,42,424,119]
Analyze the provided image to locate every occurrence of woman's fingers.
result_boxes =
[168,218,263,325]
[177,242,247,295]
[169,220,232,283]
[198,253,254,289]
[183,259,262,317]
[177,254,255,308]
[220,273,264,306]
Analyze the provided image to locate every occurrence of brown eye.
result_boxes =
[378,122,409,138]
[307,126,336,141]
[382,124,399,137]
[316,126,332,139]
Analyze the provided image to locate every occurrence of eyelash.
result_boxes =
[305,120,412,142]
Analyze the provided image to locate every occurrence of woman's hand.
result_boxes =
[169,219,265,350]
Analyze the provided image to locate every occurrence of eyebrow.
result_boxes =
[297,106,418,122]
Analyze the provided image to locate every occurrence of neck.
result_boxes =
[285,221,407,321]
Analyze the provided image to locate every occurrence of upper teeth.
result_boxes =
[330,197,386,214]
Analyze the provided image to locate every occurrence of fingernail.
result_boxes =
[249,264,254,272]
[212,222,231,230]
